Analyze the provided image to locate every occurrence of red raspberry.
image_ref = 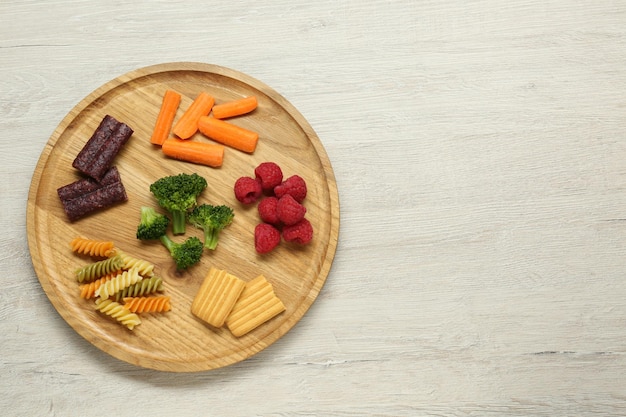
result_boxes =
[234,176,262,204]
[254,223,281,253]
[282,218,313,245]
[258,196,281,226]
[274,175,307,203]
[276,194,306,226]
[255,162,283,192]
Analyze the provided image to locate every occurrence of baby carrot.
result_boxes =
[161,139,224,167]
[150,90,181,145]
[197,116,259,153]
[212,96,258,119]
[172,92,215,140]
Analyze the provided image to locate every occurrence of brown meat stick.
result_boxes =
[72,115,133,181]
[57,166,122,201]
[59,181,128,222]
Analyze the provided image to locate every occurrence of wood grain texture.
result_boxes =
[26,63,339,371]
[4,0,626,415]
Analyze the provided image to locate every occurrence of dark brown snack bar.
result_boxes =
[87,122,133,180]
[72,115,133,181]
[72,115,118,168]
[57,166,128,221]
[59,182,128,222]
[57,166,122,201]
[59,181,128,222]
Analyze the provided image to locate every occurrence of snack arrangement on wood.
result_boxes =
[235,162,313,253]
[191,267,285,335]
[55,91,294,336]
[57,114,134,222]
[150,89,260,166]
[29,65,335,371]
[69,237,170,330]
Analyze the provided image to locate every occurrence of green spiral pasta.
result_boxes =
[115,250,155,277]
[95,267,142,299]
[75,254,123,283]
[115,276,164,302]
[95,298,141,330]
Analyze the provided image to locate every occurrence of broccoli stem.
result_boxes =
[159,234,175,255]
[205,229,219,250]
[171,211,187,235]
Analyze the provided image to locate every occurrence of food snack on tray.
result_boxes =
[57,165,122,200]
[172,92,215,140]
[68,236,172,329]
[191,267,246,328]
[75,254,124,283]
[150,89,182,146]
[225,275,285,337]
[123,296,171,313]
[113,250,155,277]
[94,298,141,330]
[79,273,115,299]
[57,166,128,221]
[95,266,142,299]
[114,276,164,302]
[70,237,115,258]
[72,114,134,181]
[254,162,283,192]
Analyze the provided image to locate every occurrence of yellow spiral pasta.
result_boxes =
[115,250,155,277]
[79,273,115,299]
[70,237,115,257]
[123,296,171,313]
[75,254,123,283]
[115,276,164,302]
[95,298,141,330]
[95,267,142,299]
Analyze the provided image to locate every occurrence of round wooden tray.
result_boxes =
[26,62,339,372]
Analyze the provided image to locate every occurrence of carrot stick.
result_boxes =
[161,139,224,167]
[150,90,181,145]
[197,116,259,153]
[172,92,215,140]
[212,96,258,119]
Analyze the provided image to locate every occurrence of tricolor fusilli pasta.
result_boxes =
[123,296,171,313]
[95,298,141,330]
[79,273,115,299]
[75,254,123,283]
[115,276,163,301]
[95,267,142,299]
[115,250,155,277]
[70,237,115,258]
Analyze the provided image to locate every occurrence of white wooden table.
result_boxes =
[3,1,626,415]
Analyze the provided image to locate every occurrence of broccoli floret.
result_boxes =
[136,206,170,240]
[149,173,208,235]
[136,206,203,270]
[159,235,204,270]
[188,204,235,250]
